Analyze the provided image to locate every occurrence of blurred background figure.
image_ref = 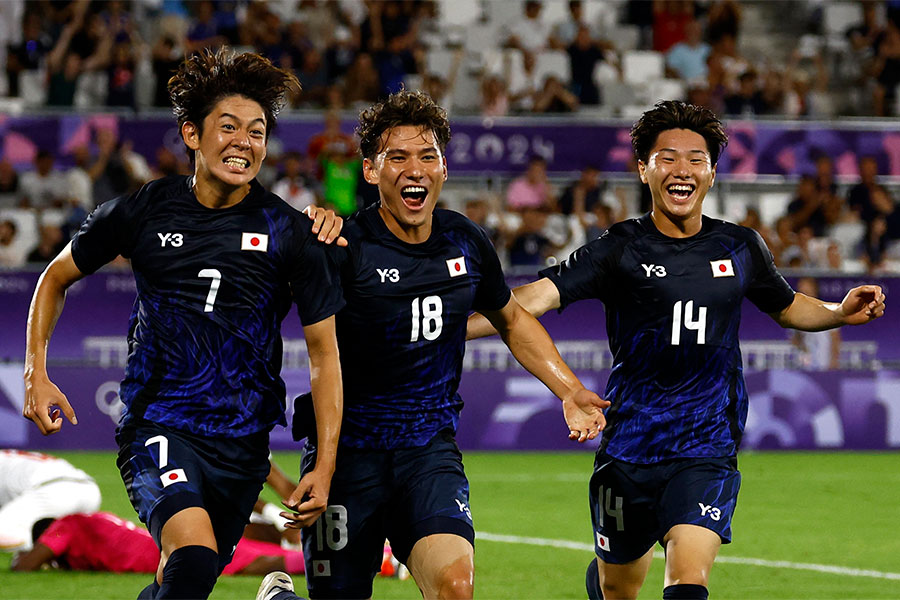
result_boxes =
[791,277,841,370]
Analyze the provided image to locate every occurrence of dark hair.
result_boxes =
[631,100,729,166]
[356,90,451,160]
[168,47,300,145]
[32,518,56,544]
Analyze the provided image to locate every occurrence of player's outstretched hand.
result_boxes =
[562,388,610,443]
[840,285,886,325]
[22,376,76,435]
[303,205,348,247]
[281,468,331,529]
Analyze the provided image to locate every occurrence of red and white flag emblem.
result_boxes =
[312,560,331,576]
[596,533,610,551]
[446,256,467,277]
[160,468,187,488]
[241,232,268,252]
[710,259,734,278]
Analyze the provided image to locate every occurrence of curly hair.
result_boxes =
[631,100,729,166]
[168,47,300,143]
[356,90,451,160]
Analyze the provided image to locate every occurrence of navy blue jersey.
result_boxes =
[539,214,794,463]
[71,175,344,437]
[334,205,511,449]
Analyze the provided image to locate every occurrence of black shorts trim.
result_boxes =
[391,516,475,564]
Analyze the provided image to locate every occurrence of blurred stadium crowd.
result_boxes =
[0,0,899,274]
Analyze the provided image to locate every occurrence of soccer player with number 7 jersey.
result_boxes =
[23,48,347,600]
[467,100,886,600]
[257,90,609,600]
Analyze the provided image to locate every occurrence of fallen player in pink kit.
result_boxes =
[11,511,400,578]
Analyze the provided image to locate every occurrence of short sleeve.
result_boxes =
[287,222,346,326]
[37,518,73,557]
[745,229,795,313]
[70,194,137,274]
[471,225,512,312]
[538,231,618,310]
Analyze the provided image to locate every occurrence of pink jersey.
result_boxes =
[38,512,306,575]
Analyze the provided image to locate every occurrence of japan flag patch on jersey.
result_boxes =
[596,532,610,552]
[312,560,331,576]
[160,468,187,488]
[446,256,467,277]
[710,259,734,278]
[241,232,268,252]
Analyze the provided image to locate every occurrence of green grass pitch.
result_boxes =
[2,450,899,599]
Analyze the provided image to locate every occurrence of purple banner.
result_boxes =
[2,114,900,177]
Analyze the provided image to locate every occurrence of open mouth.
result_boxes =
[666,183,695,201]
[400,185,428,209]
[223,157,250,170]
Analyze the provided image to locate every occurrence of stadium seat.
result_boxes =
[605,24,641,52]
[648,78,686,104]
[621,51,664,86]
[757,192,791,227]
[19,70,47,108]
[823,3,863,42]
[535,50,571,85]
[436,0,481,27]
[0,208,38,258]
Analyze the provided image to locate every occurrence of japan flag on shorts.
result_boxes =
[710,259,734,278]
[241,232,268,252]
[160,468,187,488]
[312,560,331,576]
[596,532,610,552]
[446,256,467,277]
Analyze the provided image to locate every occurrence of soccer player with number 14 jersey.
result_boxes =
[468,100,886,600]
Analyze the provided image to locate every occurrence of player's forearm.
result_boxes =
[467,279,560,340]
[502,311,584,402]
[773,292,844,332]
[24,266,72,380]
[305,320,343,474]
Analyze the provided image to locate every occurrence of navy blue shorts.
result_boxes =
[300,430,474,600]
[589,453,741,565]
[116,421,270,573]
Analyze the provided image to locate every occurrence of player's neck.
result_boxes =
[192,173,250,209]
[650,209,702,238]
[378,205,433,244]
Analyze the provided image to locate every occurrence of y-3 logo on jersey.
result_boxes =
[699,503,722,521]
[377,268,400,283]
[455,498,472,520]
[158,233,183,247]
[641,263,667,278]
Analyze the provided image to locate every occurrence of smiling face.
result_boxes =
[363,125,448,243]
[182,94,267,200]
[638,128,716,237]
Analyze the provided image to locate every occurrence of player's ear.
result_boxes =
[710,164,717,188]
[362,157,379,185]
[442,156,448,181]
[637,160,648,184]
[181,121,200,151]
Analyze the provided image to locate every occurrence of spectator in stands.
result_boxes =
[566,24,607,105]
[307,110,357,164]
[5,11,53,98]
[0,159,19,208]
[813,154,838,196]
[787,175,829,236]
[106,40,137,109]
[723,70,766,116]
[784,46,831,117]
[533,74,579,113]
[707,32,750,94]
[19,150,67,210]
[508,206,554,266]
[506,155,555,212]
[0,219,26,268]
[185,0,226,54]
[781,224,816,268]
[319,142,361,217]
[481,74,511,117]
[756,67,787,114]
[89,127,152,204]
[665,19,711,82]
[558,165,604,217]
[861,215,890,272]
[342,52,381,108]
[272,151,318,213]
[706,0,742,45]
[151,34,184,108]
[296,47,331,107]
[652,0,694,53]
[26,224,66,265]
[772,215,796,266]
[848,155,883,224]
[65,145,94,212]
[550,1,596,48]
[464,197,506,251]
[324,25,358,82]
[150,146,190,180]
[505,0,551,70]
[739,207,778,256]
[44,3,106,108]
[374,34,420,97]
[872,14,900,116]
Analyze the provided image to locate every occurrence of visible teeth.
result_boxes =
[225,158,249,167]
[404,186,426,193]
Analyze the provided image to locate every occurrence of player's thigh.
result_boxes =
[406,533,474,600]
[300,445,390,599]
[658,457,741,546]
[388,431,475,566]
[596,550,655,600]
[588,457,660,567]
[661,524,721,587]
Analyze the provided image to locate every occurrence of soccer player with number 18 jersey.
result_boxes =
[23,48,345,600]
[468,100,886,600]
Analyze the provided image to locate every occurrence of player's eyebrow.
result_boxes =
[658,148,708,155]
[218,112,266,126]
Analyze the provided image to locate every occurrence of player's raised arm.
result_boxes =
[283,315,342,528]
[771,284,886,331]
[23,243,86,435]
[477,295,609,442]
[467,277,561,340]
